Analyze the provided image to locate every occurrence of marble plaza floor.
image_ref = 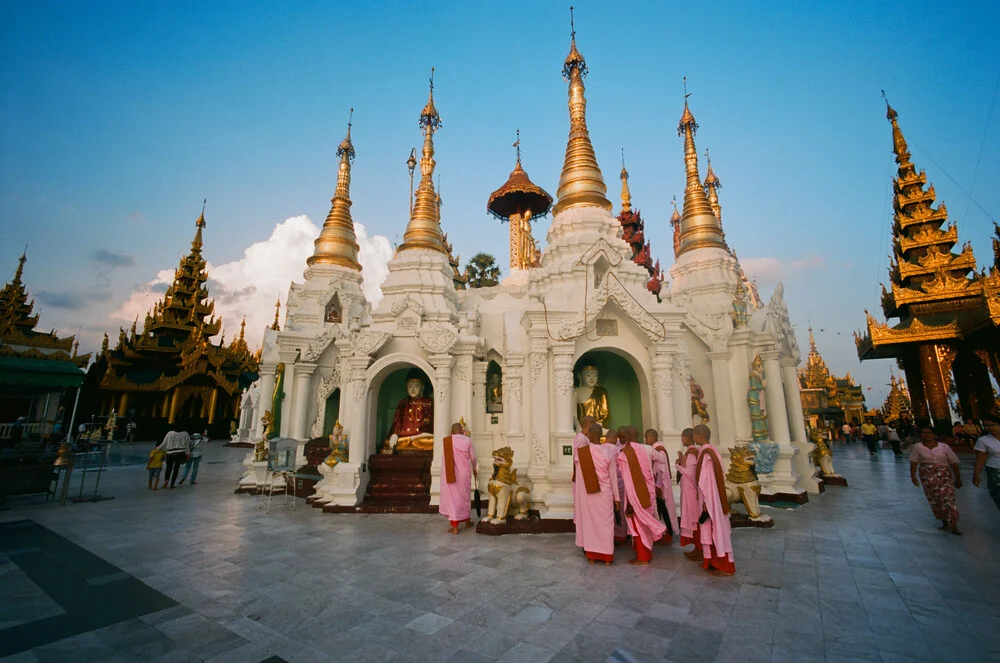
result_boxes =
[1,440,998,663]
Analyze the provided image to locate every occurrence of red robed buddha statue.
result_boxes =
[384,372,434,453]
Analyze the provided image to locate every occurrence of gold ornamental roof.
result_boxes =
[487,159,552,221]
[309,111,362,271]
[676,98,727,256]
[399,71,447,254]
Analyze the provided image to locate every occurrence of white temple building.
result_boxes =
[252,27,818,517]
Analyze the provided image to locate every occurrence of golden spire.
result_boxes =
[308,108,362,270]
[191,200,207,254]
[271,297,281,331]
[398,69,447,254]
[619,150,632,214]
[703,149,722,222]
[239,316,246,341]
[883,91,910,166]
[676,82,727,256]
[552,7,611,216]
[13,248,26,285]
[670,197,681,257]
[809,326,817,352]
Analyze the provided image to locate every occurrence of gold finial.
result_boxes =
[309,107,362,270]
[703,149,722,222]
[514,129,521,166]
[271,297,281,331]
[619,149,632,214]
[553,9,611,216]
[675,82,727,256]
[239,316,246,341]
[399,69,447,254]
[190,201,207,253]
[809,326,817,351]
[882,90,910,164]
[12,247,27,284]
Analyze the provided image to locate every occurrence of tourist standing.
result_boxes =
[841,422,852,442]
[439,422,477,534]
[676,427,702,558]
[861,420,878,456]
[124,420,136,444]
[157,430,190,489]
[646,428,677,544]
[910,426,962,535]
[694,424,735,576]
[972,414,1000,512]
[178,432,203,485]
[574,422,619,565]
[147,445,166,490]
[887,426,903,457]
[616,426,666,565]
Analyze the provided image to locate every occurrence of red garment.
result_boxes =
[702,543,736,574]
[632,537,652,562]
[585,551,614,563]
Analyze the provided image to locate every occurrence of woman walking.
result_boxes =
[972,414,1000,512]
[910,426,963,535]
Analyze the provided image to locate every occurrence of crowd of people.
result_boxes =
[146,429,207,490]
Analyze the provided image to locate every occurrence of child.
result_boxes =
[147,445,166,490]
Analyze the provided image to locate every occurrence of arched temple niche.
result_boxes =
[572,349,648,432]
[322,388,341,437]
[486,359,503,414]
[325,293,342,324]
[362,354,436,457]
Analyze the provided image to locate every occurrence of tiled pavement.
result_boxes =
[1,440,998,662]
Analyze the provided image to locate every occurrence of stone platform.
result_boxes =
[475,511,575,536]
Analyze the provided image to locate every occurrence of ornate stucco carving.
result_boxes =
[454,353,473,382]
[416,323,458,355]
[351,331,390,357]
[303,325,345,363]
[531,432,546,465]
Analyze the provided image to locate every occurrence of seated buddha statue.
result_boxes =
[575,364,610,431]
[384,373,434,453]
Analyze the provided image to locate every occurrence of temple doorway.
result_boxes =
[574,350,643,431]
[374,366,433,453]
[322,388,341,437]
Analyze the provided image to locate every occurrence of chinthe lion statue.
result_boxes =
[725,445,771,523]
[486,446,531,524]
[809,430,841,478]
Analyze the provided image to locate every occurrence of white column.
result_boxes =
[757,349,803,498]
[290,362,316,440]
[505,354,524,435]
[728,333,752,442]
[551,342,576,435]
[782,357,819,494]
[343,355,369,464]
[470,359,488,433]
[528,335,551,473]
[429,354,454,505]
[257,363,276,428]
[451,349,474,428]
[652,351,675,434]
[672,359,690,431]
[707,351,735,446]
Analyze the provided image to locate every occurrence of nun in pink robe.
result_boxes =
[571,418,596,525]
[651,440,678,543]
[676,444,703,548]
[696,443,735,575]
[617,439,667,564]
[439,426,477,534]
[604,429,628,542]
[574,425,620,564]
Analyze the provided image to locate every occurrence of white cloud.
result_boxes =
[110,215,392,348]
[740,255,825,285]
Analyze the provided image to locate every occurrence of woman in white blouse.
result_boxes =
[910,426,963,535]
[972,414,1000,513]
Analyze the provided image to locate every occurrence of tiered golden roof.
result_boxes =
[619,162,632,214]
[881,373,912,423]
[308,110,362,270]
[0,251,90,366]
[552,10,612,216]
[676,96,728,256]
[398,70,447,254]
[799,327,865,422]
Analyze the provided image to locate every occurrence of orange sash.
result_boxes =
[443,435,455,484]
[622,443,652,509]
[695,445,730,515]
[577,444,601,494]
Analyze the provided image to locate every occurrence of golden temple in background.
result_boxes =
[856,101,1000,429]
[798,328,866,429]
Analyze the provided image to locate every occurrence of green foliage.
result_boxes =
[464,252,502,288]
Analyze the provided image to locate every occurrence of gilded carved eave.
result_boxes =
[864,311,962,350]
[984,270,1000,325]
[895,200,948,233]
[889,275,982,308]
[98,361,240,395]
[894,243,976,281]
[0,344,91,367]
[898,223,958,253]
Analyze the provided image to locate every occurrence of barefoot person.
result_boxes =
[574,422,620,565]
[616,426,666,565]
[910,426,963,534]
[646,428,677,544]
[675,428,702,559]
[694,425,735,576]
[572,415,598,526]
[440,422,478,534]
[972,414,1000,512]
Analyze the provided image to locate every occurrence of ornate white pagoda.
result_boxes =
[255,23,818,515]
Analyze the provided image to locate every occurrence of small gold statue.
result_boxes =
[724,446,770,523]
[809,430,841,478]
[486,446,531,524]
[323,420,349,468]
[691,377,711,423]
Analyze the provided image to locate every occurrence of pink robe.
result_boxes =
[677,445,702,541]
[574,444,620,555]
[571,431,590,525]
[697,444,734,564]
[611,442,628,539]
[439,434,476,522]
[651,442,678,533]
[616,443,667,550]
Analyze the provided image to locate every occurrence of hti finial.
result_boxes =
[429,67,435,94]
[621,147,625,170]
[683,76,690,101]
[513,129,521,164]
[196,199,207,228]
[570,6,575,41]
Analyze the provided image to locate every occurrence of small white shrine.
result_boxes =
[251,28,818,517]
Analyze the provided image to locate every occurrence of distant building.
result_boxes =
[0,252,90,439]
[82,212,258,439]
[880,373,913,424]
[799,328,865,429]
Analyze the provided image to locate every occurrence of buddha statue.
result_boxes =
[384,371,434,453]
[575,365,610,430]
[691,377,711,424]
[324,420,349,468]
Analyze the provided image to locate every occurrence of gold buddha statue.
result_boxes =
[575,365,610,430]
[384,372,434,453]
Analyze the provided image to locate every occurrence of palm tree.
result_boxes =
[464,253,502,288]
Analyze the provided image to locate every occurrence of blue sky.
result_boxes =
[2,1,998,408]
